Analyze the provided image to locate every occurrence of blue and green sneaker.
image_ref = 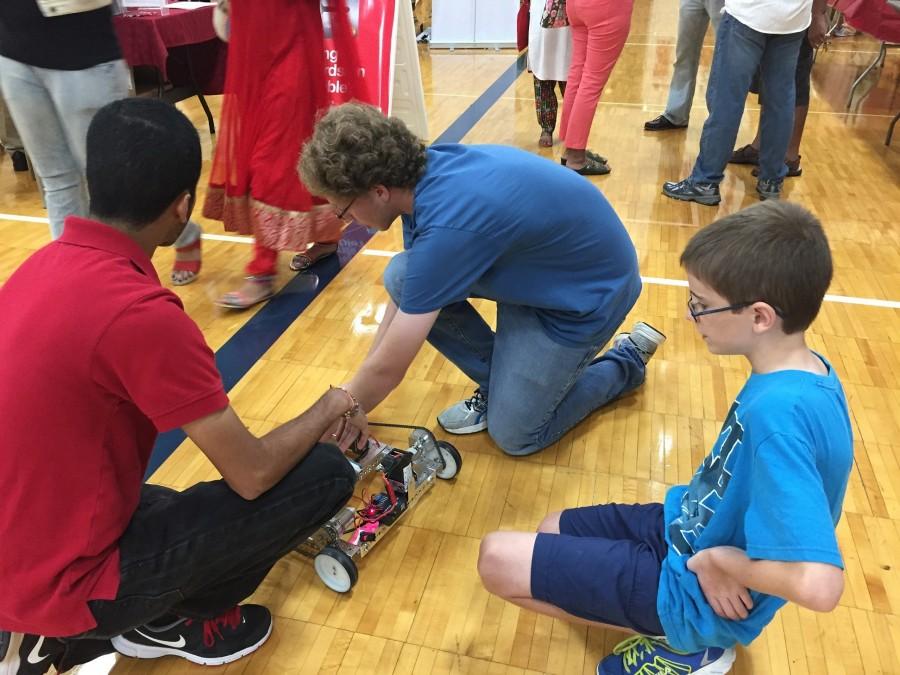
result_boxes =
[597,636,736,674]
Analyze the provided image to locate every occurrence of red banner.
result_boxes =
[322,0,396,112]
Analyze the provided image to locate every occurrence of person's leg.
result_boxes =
[534,76,555,146]
[0,57,86,239]
[755,31,803,186]
[172,220,203,286]
[85,444,355,636]
[558,10,588,145]
[786,103,808,164]
[0,95,23,151]
[659,0,711,127]
[786,36,813,164]
[478,503,666,635]
[217,242,278,308]
[562,0,633,168]
[748,34,812,177]
[484,305,646,456]
[687,13,765,185]
[383,252,495,392]
[706,0,724,33]
[45,59,130,175]
[45,59,130,236]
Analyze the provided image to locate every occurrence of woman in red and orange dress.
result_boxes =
[204,0,364,308]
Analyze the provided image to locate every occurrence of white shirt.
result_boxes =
[724,0,813,34]
[527,2,572,82]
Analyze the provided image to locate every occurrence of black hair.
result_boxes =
[87,98,201,228]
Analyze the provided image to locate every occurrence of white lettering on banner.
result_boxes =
[324,47,368,97]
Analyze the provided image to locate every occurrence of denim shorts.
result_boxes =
[531,502,667,636]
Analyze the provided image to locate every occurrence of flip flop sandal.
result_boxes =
[215,275,275,309]
[570,154,611,176]
[289,245,338,272]
[560,149,608,166]
[752,156,802,178]
[729,144,760,165]
[171,231,202,286]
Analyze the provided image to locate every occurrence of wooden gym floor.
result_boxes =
[1,1,899,672]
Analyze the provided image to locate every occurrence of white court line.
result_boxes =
[0,212,50,224]
[0,213,254,243]
[201,232,254,244]
[428,93,900,119]
[362,250,900,310]
[3,215,898,309]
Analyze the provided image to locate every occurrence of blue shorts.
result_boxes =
[531,502,667,636]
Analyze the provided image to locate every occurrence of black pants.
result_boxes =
[59,444,355,669]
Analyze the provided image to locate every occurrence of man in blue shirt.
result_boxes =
[299,103,665,456]
[476,200,852,674]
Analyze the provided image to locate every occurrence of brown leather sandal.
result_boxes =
[729,144,759,165]
[752,156,802,178]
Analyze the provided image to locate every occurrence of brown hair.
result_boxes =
[680,201,832,334]
[298,103,427,198]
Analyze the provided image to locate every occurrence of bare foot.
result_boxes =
[539,131,553,147]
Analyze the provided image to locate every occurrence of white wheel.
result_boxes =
[314,546,357,593]
[435,441,462,479]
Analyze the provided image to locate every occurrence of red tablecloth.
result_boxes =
[113,6,227,94]
[831,0,900,42]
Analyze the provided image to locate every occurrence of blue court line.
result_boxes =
[145,51,528,479]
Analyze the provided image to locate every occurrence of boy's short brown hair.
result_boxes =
[680,201,832,334]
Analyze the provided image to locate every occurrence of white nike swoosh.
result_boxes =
[134,629,187,648]
[27,636,49,665]
[699,649,715,667]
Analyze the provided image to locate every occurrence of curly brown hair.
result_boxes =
[298,103,428,199]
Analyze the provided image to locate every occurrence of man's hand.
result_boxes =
[808,12,828,48]
[320,386,369,453]
[687,547,755,621]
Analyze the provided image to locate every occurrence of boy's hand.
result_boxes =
[687,547,755,621]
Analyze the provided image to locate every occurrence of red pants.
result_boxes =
[559,0,634,150]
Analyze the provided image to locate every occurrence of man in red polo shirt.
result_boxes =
[0,98,359,673]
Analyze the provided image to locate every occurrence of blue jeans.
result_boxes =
[0,56,130,238]
[689,12,804,184]
[384,253,647,456]
[663,0,724,126]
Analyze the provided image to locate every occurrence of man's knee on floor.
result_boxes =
[488,422,542,457]
[382,252,408,304]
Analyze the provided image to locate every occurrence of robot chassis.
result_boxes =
[297,423,462,592]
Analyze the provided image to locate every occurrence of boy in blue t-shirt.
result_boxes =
[299,103,665,457]
[477,201,853,674]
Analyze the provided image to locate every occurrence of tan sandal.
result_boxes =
[289,243,338,272]
[215,275,275,310]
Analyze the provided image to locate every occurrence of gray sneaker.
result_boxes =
[756,179,782,201]
[613,322,667,364]
[437,389,488,434]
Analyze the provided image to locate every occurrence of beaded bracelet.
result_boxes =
[330,385,361,419]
